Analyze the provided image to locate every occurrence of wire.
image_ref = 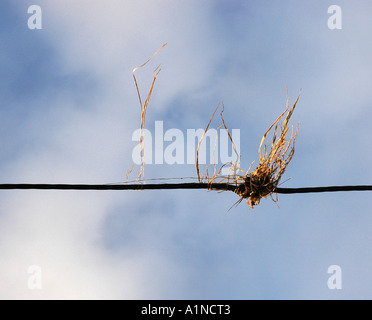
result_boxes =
[0,183,372,194]
[275,185,372,193]
[0,183,236,192]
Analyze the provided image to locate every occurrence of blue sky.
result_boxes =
[1,0,372,299]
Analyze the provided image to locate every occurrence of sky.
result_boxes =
[1,0,372,299]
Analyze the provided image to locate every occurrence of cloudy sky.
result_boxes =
[1,0,372,299]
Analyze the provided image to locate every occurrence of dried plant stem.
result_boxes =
[196,104,219,182]
[196,103,241,186]
[132,42,167,182]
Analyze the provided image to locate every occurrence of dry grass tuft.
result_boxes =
[235,89,300,208]
[197,89,300,208]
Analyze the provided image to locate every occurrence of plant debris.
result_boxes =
[131,43,300,208]
[233,89,300,208]
[132,42,167,182]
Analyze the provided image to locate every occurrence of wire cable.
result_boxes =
[1,183,372,194]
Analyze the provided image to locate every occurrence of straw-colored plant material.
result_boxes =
[234,89,301,208]
[131,44,299,208]
[196,103,241,186]
[197,89,300,208]
[132,42,167,182]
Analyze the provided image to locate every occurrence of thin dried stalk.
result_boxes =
[132,42,167,182]
[126,165,134,182]
[196,103,241,186]
[196,104,219,183]
[218,105,240,180]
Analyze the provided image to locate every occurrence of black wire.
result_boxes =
[0,183,372,194]
[275,185,372,194]
[0,183,236,192]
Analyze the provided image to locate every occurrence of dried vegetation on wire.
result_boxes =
[2,44,371,208]
[132,43,300,208]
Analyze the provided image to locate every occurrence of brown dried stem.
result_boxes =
[132,42,167,182]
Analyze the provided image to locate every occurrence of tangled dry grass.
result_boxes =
[235,91,300,208]
[198,89,300,208]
